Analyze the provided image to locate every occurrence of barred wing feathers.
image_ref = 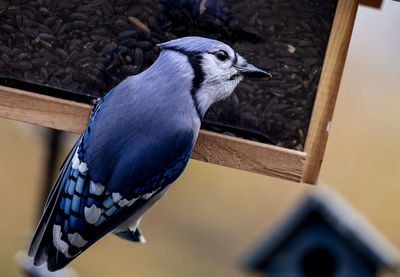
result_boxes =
[29,77,195,271]
[28,136,190,271]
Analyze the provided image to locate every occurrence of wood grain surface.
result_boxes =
[0,85,91,133]
[301,0,359,184]
[0,85,306,182]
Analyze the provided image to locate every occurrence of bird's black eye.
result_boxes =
[215,50,229,61]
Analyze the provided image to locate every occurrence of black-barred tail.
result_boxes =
[27,135,174,271]
[28,138,81,270]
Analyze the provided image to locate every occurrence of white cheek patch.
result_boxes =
[202,54,231,83]
[194,53,243,115]
[84,204,102,224]
[68,232,88,248]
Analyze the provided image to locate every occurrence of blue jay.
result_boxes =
[28,36,271,271]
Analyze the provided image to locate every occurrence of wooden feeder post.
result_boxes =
[301,0,359,183]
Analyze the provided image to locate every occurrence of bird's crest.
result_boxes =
[158,36,226,53]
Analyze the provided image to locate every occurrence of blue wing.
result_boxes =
[29,136,191,271]
[29,78,195,271]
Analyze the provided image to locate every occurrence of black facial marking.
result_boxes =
[233,53,238,65]
[162,47,204,119]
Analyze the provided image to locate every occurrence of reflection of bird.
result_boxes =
[163,0,263,42]
[28,36,271,271]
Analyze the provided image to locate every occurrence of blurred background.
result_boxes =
[1,0,399,276]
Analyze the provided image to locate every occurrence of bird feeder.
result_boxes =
[0,0,358,184]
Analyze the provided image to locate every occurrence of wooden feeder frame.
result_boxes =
[0,0,359,184]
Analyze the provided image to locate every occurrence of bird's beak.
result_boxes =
[235,63,272,79]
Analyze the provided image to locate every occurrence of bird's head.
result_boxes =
[158,36,271,118]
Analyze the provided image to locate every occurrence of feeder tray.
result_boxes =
[0,0,358,184]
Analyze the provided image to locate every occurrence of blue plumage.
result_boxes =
[28,36,270,271]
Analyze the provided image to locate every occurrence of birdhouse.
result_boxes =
[0,0,359,184]
[242,187,400,277]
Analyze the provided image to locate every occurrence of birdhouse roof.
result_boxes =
[243,186,400,272]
